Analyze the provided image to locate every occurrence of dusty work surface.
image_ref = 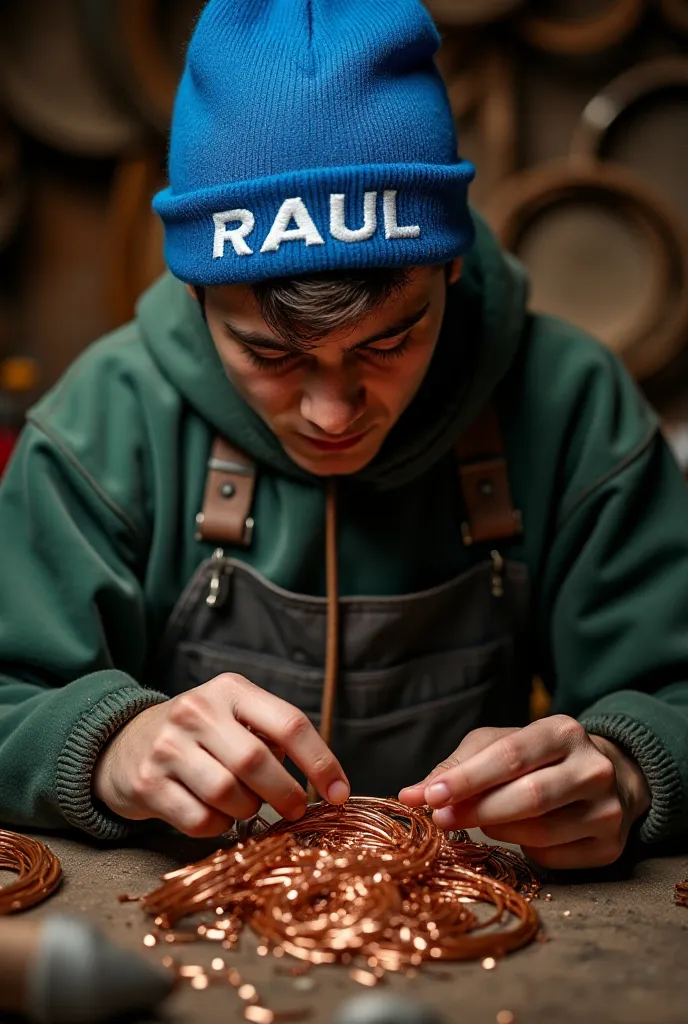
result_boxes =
[10,826,688,1024]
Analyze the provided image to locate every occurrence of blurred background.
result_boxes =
[0,0,687,473]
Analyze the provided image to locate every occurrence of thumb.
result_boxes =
[398,728,521,805]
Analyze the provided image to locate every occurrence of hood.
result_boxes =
[138,211,529,490]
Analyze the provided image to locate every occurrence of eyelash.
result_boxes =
[242,332,413,373]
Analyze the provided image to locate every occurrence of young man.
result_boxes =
[1,0,687,871]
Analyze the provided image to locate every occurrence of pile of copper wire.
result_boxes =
[135,797,541,975]
[0,829,62,913]
[676,879,688,908]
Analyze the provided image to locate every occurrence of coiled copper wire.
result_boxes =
[0,829,62,913]
[137,797,540,970]
[675,879,688,908]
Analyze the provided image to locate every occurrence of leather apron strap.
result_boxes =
[456,403,523,547]
[195,401,522,549]
[195,437,257,547]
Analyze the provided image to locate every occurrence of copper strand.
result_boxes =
[0,829,62,913]
[307,478,339,804]
[675,879,688,908]
[133,797,540,975]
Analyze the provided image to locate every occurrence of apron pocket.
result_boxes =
[174,640,508,795]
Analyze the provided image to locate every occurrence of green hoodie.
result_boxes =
[1,215,687,844]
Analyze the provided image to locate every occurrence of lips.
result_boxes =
[301,430,369,452]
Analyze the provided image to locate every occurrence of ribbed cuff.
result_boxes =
[56,686,169,841]
[579,711,683,844]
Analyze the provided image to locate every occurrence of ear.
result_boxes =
[448,258,463,286]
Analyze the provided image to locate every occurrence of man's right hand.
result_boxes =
[92,674,350,837]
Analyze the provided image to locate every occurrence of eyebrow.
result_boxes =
[222,302,431,353]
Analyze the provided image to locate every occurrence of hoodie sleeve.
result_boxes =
[0,422,168,840]
[532,357,688,845]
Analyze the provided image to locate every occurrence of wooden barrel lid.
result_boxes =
[106,151,168,328]
[485,160,688,380]
[426,0,526,25]
[571,57,688,226]
[0,0,143,157]
[519,0,645,56]
[82,0,204,136]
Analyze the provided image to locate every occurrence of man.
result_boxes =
[0,0,687,871]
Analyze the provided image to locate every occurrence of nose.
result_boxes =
[300,366,365,437]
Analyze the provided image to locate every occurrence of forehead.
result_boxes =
[207,266,441,343]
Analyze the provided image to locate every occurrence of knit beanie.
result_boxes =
[153,0,476,286]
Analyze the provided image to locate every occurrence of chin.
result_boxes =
[287,442,381,477]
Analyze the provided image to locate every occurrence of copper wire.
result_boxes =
[675,879,688,908]
[135,797,540,972]
[0,829,62,913]
[306,479,339,805]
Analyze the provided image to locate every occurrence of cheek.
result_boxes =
[225,365,297,417]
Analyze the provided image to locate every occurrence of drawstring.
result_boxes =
[307,478,339,804]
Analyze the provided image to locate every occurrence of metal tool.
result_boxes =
[0,915,174,1023]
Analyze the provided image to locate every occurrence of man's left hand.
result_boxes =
[398,716,651,869]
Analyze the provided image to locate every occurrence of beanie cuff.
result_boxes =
[153,160,476,285]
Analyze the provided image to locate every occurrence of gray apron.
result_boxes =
[153,403,531,795]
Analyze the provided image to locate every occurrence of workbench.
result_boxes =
[7,827,688,1024]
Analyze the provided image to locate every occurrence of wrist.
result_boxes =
[589,734,652,826]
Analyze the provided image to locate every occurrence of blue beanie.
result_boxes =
[153,0,476,285]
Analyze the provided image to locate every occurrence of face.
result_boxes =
[196,260,462,476]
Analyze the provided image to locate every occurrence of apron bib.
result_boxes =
[151,403,531,795]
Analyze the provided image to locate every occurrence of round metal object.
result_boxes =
[426,0,526,25]
[660,0,688,36]
[571,57,688,227]
[0,0,142,157]
[572,55,688,154]
[519,0,646,56]
[485,159,688,380]
[81,0,203,136]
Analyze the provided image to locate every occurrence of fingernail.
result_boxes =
[327,781,349,804]
[434,806,456,830]
[425,782,451,808]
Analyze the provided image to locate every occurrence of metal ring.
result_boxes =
[485,159,688,380]
[660,0,688,37]
[426,0,526,25]
[571,56,688,159]
[519,0,646,56]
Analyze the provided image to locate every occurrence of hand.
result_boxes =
[93,674,350,837]
[398,716,651,869]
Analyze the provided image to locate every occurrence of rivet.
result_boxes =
[221,482,236,499]
[479,478,494,496]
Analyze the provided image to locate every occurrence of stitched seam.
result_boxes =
[557,423,658,531]
[25,417,144,543]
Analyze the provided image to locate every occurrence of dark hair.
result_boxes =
[197,267,411,349]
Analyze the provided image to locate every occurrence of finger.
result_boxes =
[203,715,309,821]
[144,779,233,839]
[399,728,520,804]
[479,801,597,848]
[173,747,262,821]
[231,683,350,804]
[424,717,586,809]
[523,834,624,870]
[436,760,599,830]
